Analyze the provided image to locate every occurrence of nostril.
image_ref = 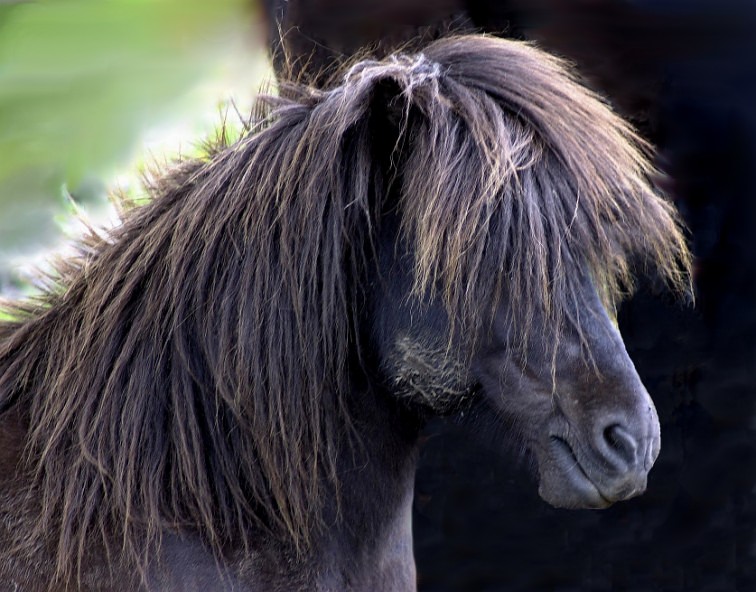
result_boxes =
[602,423,639,468]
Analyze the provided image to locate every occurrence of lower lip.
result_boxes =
[549,435,612,508]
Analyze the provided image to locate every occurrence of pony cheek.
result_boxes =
[385,335,476,415]
[469,350,552,416]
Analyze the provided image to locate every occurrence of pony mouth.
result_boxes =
[543,435,613,509]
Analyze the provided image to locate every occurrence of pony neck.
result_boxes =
[307,379,421,590]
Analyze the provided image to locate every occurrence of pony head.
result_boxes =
[357,37,690,507]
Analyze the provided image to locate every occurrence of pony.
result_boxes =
[0,36,689,591]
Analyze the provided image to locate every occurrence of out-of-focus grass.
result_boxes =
[0,0,271,291]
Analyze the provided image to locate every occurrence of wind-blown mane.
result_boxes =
[0,36,689,583]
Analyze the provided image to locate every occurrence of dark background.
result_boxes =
[262,1,756,590]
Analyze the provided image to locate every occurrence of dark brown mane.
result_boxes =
[0,35,689,584]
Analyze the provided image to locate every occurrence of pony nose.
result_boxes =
[591,418,660,502]
[601,423,641,470]
[595,411,661,475]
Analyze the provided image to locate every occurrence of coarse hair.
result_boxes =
[0,35,689,584]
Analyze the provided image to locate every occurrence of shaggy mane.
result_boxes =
[0,35,689,583]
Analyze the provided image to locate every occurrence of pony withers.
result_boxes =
[0,36,689,591]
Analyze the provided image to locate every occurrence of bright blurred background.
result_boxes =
[0,0,270,296]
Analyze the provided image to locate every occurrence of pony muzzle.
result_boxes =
[538,405,661,510]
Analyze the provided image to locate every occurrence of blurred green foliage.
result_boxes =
[0,0,269,292]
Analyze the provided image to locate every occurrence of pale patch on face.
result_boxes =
[389,335,475,414]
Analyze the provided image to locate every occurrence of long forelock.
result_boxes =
[390,37,691,352]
